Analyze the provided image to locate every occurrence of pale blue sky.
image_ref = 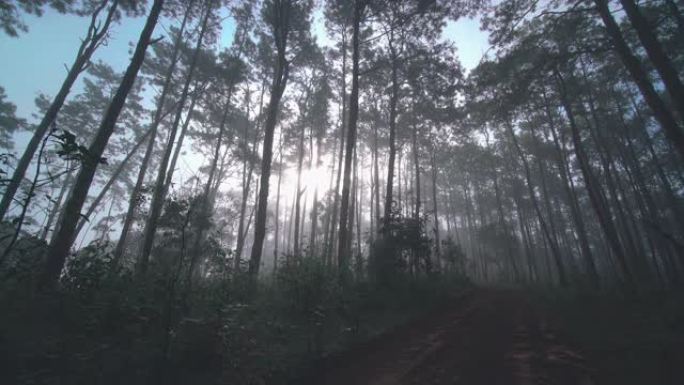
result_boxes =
[443,17,490,71]
[0,6,489,245]
[0,7,489,123]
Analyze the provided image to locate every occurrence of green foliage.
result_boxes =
[0,86,25,149]
[0,0,74,36]
[370,205,431,283]
[441,236,466,274]
[0,221,46,281]
[54,129,106,165]
[0,244,469,385]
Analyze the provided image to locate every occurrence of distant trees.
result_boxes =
[249,0,314,278]
[138,0,214,275]
[113,0,198,264]
[0,0,122,222]
[594,0,684,160]
[457,0,684,289]
[0,86,24,149]
[41,0,164,287]
[0,0,681,292]
[335,0,367,272]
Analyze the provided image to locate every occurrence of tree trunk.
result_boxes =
[273,132,283,272]
[337,0,365,270]
[0,0,119,220]
[490,156,517,281]
[618,0,684,121]
[74,127,153,240]
[1,129,53,264]
[582,95,651,283]
[326,31,347,264]
[138,4,211,274]
[248,1,292,278]
[430,150,442,270]
[373,119,381,231]
[412,123,420,221]
[594,0,684,160]
[293,120,306,256]
[462,181,477,278]
[629,96,684,238]
[541,89,599,287]
[41,168,74,241]
[514,194,536,282]
[286,192,296,257]
[383,31,399,227]
[322,121,338,265]
[114,1,193,260]
[235,87,260,265]
[188,103,232,277]
[399,149,404,216]
[309,127,323,256]
[355,148,362,259]
[532,127,563,269]
[369,159,375,243]
[164,81,205,191]
[505,119,567,286]
[192,27,257,275]
[40,0,164,288]
[348,145,358,259]
[555,69,636,289]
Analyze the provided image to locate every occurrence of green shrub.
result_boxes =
[0,245,469,385]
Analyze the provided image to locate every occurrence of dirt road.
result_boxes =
[304,289,594,385]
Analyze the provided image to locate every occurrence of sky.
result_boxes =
[0,5,490,245]
[0,6,490,123]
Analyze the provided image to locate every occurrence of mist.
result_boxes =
[1,1,683,384]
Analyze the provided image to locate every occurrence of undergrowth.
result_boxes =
[532,288,684,385]
[0,252,469,385]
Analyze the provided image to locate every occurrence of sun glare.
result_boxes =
[281,164,333,203]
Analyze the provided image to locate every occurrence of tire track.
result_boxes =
[304,289,594,385]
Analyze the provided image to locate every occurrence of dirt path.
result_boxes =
[304,288,594,385]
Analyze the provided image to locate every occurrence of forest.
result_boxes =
[0,0,683,384]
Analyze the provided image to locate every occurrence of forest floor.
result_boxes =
[301,287,684,385]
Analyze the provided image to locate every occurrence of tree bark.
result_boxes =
[309,124,323,256]
[383,29,399,227]
[74,127,153,240]
[40,0,164,288]
[235,89,260,265]
[618,0,684,121]
[164,81,205,191]
[0,0,119,221]
[594,0,684,160]
[41,168,74,242]
[373,118,381,231]
[322,119,338,265]
[430,149,441,270]
[412,122,421,221]
[114,0,193,260]
[326,31,347,264]
[354,147,362,259]
[505,119,567,286]
[540,89,599,287]
[337,0,365,269]
[555,69,636,289]
[138,4,212,274]
[273,132,283,272]
[293,119,306,256]
[248,0,292,278]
